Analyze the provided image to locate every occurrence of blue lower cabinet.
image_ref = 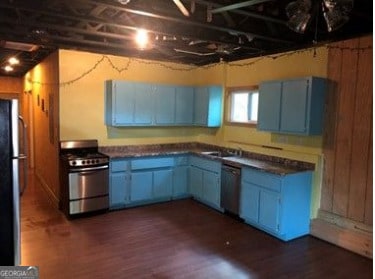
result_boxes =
[258,190,280,233]
[126,156,175,206]
[172,166,190,199]
[153,169,173,199]
[130,171,153,202]
[202,171,221,208]
[109,159,129,209]
[240,167,312,241]
[189,166,203,198]
[110,172,127,208]
[240,182,259,223]
[189,156,222,211]
[129,169,174,205]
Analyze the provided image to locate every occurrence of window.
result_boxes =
[227,87,259,124]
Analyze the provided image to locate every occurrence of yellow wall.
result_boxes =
[23,52,60,202]
[59,50,210,145]
[58,47,328,217]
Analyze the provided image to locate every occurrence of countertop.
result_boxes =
[100,143,315,176]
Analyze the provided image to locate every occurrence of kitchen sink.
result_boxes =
[201,151,237,158]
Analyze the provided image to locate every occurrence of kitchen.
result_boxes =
[0,0,372,278]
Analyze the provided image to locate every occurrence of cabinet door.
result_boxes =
[194,87,209,125]
[189,166,203,198]
[134,83,153,124]
[110,172,127,207]
[258,81,282,131]
[173,166,189,197]
[130,171,153,202]
[155,85,176,124]
[259,190,280,233]
[176,86,194,124]
[153,169,173,199]
[202,171,220,206]
[240,182,260,223]
[280,79,308,133]
[113,81,135,125]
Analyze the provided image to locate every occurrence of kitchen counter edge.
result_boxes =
[101,148,314,176]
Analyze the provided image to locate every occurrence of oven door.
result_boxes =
[68,165,109,200]
[68,165,109,215]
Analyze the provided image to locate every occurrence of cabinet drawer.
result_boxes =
[131,157,174,170]
[190,156,221,173]
[110,160,128,172]
[242,168,281,192]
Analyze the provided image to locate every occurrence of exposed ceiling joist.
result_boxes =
[0,0,371,77]
[189,0,286,25]
[210,0,275,14]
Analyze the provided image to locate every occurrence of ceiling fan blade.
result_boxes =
[286,0,312,18]
[287,13,311,33]
[322,0,353,32]
[285,0,312,34]
[173,0,190,17]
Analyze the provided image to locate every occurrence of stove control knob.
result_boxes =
[72,161,77,166]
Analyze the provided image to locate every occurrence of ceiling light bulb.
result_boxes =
[4,65,14,72]
[135,29,149,49]
[8,57,20,65]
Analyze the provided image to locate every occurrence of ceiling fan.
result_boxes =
[286,0,353,34]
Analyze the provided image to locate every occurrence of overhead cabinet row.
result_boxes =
[105,80,222,127]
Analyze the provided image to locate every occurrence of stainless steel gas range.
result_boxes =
[59,139,109,217]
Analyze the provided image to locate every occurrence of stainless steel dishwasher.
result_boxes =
[221,164,241,215]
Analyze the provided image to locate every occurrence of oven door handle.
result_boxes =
[70,165,109,172]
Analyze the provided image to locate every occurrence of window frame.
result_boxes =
[225,85,259,127]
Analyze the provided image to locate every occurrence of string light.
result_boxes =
[4,65,14,72]
[8,57,20,65]
[26,43,372,87]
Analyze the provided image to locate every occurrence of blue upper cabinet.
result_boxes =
[257,77,327,135]
[134,83,153,125]
[105,80,134,125]
[257,81,282,132]
[154,85,176,125]
[105,80,153,126]
[105,81,222,127]
[194,86,223,127]
[175,86,194,125]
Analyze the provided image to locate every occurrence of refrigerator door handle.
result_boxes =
[18,115,28,196]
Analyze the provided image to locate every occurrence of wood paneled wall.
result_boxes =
[0,76,23,93]
[321,35,372,224]
[311,35,372,258]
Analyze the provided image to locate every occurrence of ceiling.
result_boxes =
[0,0,372,77]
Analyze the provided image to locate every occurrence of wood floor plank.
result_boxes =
[20,173,372,278]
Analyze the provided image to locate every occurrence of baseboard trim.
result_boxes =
[35,172,60,209]
[310,212,372,259]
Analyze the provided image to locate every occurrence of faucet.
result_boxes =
[237,147,243,157]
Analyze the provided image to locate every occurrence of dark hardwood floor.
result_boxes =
[21,173,372,278]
